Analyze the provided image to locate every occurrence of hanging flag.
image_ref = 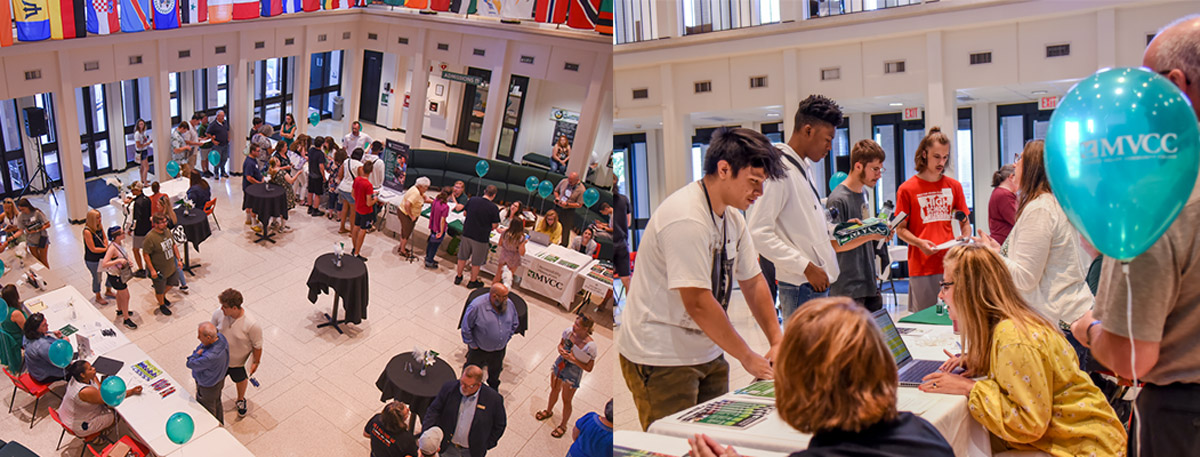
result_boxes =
[300,0,316,11]
[279,0,298,13]
[498,0,532,21]
[86,0,118,33]
[181,0,204,22]
[448,0,472,14]
[207,0,229,21]
[402,0,424,8]
[48,0,86,39]
[429,0,447,11]
[231,0,255,19]
[0,0,12,46]
[534,0,565,23]
[594,0,610,34]
[322,0,349,10]
[153,0,178,28]
[259,0,278,16]
[13,0,51,41]
[474,0,496,16]
[565,0,596,30]
[383,0,401,7]
[119,0,152,31]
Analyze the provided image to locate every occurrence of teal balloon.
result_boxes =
[165,412,195,444]
[1045,67,1200,262]
[538,180,554,199]
[475,160,490,178]
[829,172,849,192]
[100,376,127,407]
[0,259,6,278]
[525,176,539,192]
[166,161,181,178]
[308,112,320,127]
[48,339,73,368]
[582,188,600,208]
[208,150,220,167]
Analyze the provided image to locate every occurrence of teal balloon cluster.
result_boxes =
[525,176,539,192]
[582,188,600,208]
[100,376,127,407]
[538,180,554,199]
[1045,67,1200,261]
[475,160,490,178]
[166,160,181,178]
[48,339,73,368]
[166,412,195,444]
[829,172,848,192]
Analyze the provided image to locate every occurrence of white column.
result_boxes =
[782,49,800,135]
[655,0,680,39]
[230,55,251,172]
[293,32,311,137]
[568,54,611,176]
[180,71,195,119]
[925,31,958,176]
[477,41,513,159]
[1097,9,1116,70]
[343,48,362,131]
[104,82,126,171]
[660,63,692,194]
[55,51,88,222]
[387,53,409,130]
[151,42,173,183]
[405,29,430,149]
[971,102,996,225]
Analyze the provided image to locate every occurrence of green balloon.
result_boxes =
[48,339,73,368]
[209,150,220,167]
[165,412,195,444]
[100,376,127,407]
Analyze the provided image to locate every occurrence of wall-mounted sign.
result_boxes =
[551,107,580,123]
[902,107,922,121]
[1039,95,1059,110]
[442,70,484,86]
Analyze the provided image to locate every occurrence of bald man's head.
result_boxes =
[1147,15,1200,117]
[489,283,510,312]
[198,322,219,345]
[568,172,580,185]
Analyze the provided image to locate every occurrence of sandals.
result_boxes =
[551,425,566,438]
[535,410,553,421]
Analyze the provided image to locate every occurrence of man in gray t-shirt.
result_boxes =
[826,140,888,311]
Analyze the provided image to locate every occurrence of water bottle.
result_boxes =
[936,300,946,316]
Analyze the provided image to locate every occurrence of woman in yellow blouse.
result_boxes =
[535,209,563,245]
[919,244,1126,457]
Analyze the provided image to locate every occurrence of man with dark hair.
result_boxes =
[211,288,264,418]
[594,195,631,287]
[747,95,845,321]
[191,112,211,176]
[827,139,889,311]
[452,180,469,212]
[243,144,265,231]
[209,110,230,178]
[143,215,181,316]
[455,185,501,289]
[618,127,786,430]
[249,117,263,141]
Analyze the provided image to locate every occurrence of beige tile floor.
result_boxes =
[3,129,612,456]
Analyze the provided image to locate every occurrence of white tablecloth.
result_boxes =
[158,177,191,203]
[648,320,991,457]
[521,244,591,307]
[615,430,789,457]
[25,286,130,357]
[577,259,613,297]
[102,343,220,456]
[3,254,66,298]
[167,428,254,457]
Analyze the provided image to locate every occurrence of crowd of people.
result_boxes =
[622,15,1200,457]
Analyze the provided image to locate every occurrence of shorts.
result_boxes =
[457,237,489,267]
[137,149,149,161]
[614,243,631,277]
[307,178,325,195]
[354,212,373,229]
[152,270,180,294]
[132,234,146,250]
[398,212,416,240]
[28,236,48,249]
[338,190,353,204]
[908,274,941,313]
[106,274,128,291]
[226,366,248,383]
[552,356,584,389]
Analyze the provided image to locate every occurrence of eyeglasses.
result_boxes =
[939,281,955,291]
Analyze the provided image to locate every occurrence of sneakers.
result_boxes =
[133,269,147,278]
[158,304,173,316]
[203,171,214,178]
[356,254,368,262]
[454,275,463,285]
[163,298,172,306]
[179,285,190,294]
[123,318,138,329]
[252,225,263,233]
[466,280,484,289]
[280,225,294,233]
[236,399,247,417]
[424,261,438,269]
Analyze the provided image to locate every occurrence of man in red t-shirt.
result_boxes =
[350,160,376,261]
[895,127,970,312]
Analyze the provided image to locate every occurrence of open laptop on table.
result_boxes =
[871,309,943,387]
[529,231,551,246]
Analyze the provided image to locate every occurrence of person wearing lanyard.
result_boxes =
[617,127,786,431]
[747,95,856,322]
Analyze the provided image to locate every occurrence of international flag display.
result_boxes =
[207,0,230,22]
[13,0,52,41]
[48,0,86,39]
[231,0,256,19]
[119,0,152,31]
[85,0,117,33]
[260,0,278,16]
[594,0,610,34]
[383,0,400,7]
[448,0,473,14]
[474,0,497,17]
[279,0,298,13]
[402,0,425,8]
[322,0,350,10]
[534,0,565,24]
[300,0,317,12]
[565,0,597,30]
[0,0,12,46]
[429,0,448,11]
[498,0,532,21]
[181,0,205,23]
[153,0,179,29]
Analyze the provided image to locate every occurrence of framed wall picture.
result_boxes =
[429,100,441,114]
[435,84,445,96]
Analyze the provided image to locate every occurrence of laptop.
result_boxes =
[528,231,551,246]
[871,309,943,387]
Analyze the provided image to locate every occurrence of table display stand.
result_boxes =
[253,217,277,244]
[317,292,350,334]
[180,243,199,275]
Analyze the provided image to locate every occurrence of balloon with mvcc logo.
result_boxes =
[1045,67,1200,261]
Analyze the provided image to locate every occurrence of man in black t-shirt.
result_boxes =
[127,181,152,278]
[306,142,327,217]
[454,185,501,289]
[208,111,231,178]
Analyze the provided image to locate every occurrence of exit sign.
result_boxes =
[902,107,922,121]
[1039,96,1059,110]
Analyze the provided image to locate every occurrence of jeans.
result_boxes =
[425,233,444,266]
[215,143,230,175]
[176,260,188,287]
[551,161,566,174]
[84,260,102,293]
[778,281,828,322]
[441,445,469,457]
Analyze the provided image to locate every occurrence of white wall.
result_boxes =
[513,77,586,162]
[375,52,398,128]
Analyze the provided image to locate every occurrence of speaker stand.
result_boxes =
[20,141,59,205]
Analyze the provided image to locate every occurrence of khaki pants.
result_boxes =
[620,354,729,431]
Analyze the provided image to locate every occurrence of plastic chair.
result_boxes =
[204,198,220,230]
[48,406,103,456]
[4,366,52,428]
[87,435,149,457]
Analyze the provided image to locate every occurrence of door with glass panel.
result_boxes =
[997,102,1053,167]
[457,67,493,152]
[871,113,925,216]
[613,133,648,250]
[76,84,111,177]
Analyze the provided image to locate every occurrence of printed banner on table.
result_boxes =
[207,0,230,22]
[13,0,52,42]
[153,0,178,29]
[231,0,256,19]
[48,0,87,39]
[86,0,118,33]
[119,0,152,32]
[565,0,597,30]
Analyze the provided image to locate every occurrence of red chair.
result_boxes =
[48,406,104,457]
[4,366,52,428]
[87,435,150,457]
[204,198,220,230]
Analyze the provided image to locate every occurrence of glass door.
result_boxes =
[496,75,529,161]
[871,112,925,215]
[613,133,648,250]
[0,100,28,195]
[76,84,111,178]
[997,102,1054,166]
[457,67,492,151]
[121,77,154,168]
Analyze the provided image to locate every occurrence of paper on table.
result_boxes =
[933,238,969,251]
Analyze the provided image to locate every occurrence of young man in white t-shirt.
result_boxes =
[617,128,786,431]
[210,288,264,418]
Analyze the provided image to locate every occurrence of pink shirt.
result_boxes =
[429,199,450,234]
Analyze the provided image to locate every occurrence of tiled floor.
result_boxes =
[3,142,612,456]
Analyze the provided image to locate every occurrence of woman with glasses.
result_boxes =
[919,245,1125,456]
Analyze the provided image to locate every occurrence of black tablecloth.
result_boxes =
[241,183,287,221]
[173,207,211,250]
[306,253,369,324]
[375,352,456,419]
[457,287,529,336]
[0,441,39,457]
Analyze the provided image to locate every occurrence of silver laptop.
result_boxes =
[871,309,943,387]
[529,231,551,246]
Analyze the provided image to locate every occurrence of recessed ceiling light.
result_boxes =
[889,102,903,106]
[1031,90,1048,95]
[766,113,779,117]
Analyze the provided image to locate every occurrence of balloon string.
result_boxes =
[1124,262,1141,457]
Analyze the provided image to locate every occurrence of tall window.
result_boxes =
[122,78,154,167]
[193,66,230,115]
[76,84,111,177]
[808,0,922,19]
[310,51,344,118]
[169,72,180,125]
[682,0,780,36]
[956,108,973,212]
[615,0,660,45]
[254,57,295,127]
[0,101,28,195]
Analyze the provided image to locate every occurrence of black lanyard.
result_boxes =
[699,181,733,310]
[781,152,823,211]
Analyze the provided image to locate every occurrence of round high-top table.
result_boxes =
[241,183,286,243]
[306,253,369,334]
[375,352,456,431]
[173,206,211,275]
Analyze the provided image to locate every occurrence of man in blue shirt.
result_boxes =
[423,366,507,457]
[243,145,265,229]
[187,322,229,425]
[207,110,231,178]
[460,283,519,391]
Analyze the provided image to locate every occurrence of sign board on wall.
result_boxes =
[381,139,409,191]
[550,107,580,123]
[902,107,922,121]
[442,70,485,86]
[1039,96,1059,110]
[552,121,577,146]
